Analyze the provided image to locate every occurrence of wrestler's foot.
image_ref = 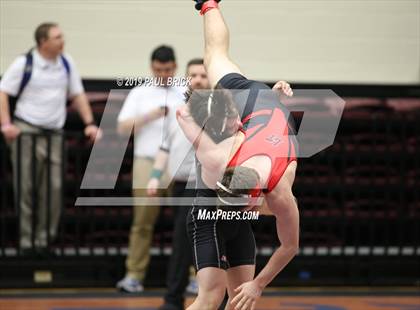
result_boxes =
[193,0,221,11]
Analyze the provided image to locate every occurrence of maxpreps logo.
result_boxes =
[197,209,260,221]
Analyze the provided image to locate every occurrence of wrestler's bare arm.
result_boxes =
[255,196,299,288]
[251,198,273,216]
[231,193,299,309]
[231,162,299,309]
[176,105,239,175]
[254,161,299,284]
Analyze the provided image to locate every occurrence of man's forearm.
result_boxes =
[0,91,11,125]
[72,93,94,125]
[117,114,151,135]
[153,149,169,171]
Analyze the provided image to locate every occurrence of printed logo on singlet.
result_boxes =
[265,134,283,146]
[221,255,227,262]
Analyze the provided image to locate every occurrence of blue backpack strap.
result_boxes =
[60,55,71,97]
[16,49,34,99]
[60,55,71,76]
[15,51,71,100]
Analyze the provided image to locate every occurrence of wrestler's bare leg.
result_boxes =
[202,7,243,88]
[224,265,255,310]
[186,267,227,310]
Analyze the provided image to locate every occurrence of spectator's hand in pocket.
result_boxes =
[146,178,160,196]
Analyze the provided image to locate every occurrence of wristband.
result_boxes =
[150,168,163,180]
[200,0,219,15]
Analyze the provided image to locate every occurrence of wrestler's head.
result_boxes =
[216,166,262,211]
[185,87,241,141]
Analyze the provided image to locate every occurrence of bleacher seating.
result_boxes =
[1,93,419,256]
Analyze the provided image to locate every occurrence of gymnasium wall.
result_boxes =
[1,0,419,84]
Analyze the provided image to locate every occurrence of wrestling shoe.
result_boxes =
[186,278,199,294]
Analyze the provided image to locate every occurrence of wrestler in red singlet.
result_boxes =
[227,107,297,193]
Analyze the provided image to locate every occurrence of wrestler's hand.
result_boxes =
[176,105,196,129]
[231,280,262,310]
[176,105,192,120]
[272,80,293,97]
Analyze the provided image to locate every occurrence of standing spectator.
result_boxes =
[116,45,185,293]
[0,22,101,254]
[146,59,209,310]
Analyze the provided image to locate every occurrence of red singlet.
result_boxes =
[227,108,297,193]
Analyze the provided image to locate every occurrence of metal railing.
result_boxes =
[0,110,419,286]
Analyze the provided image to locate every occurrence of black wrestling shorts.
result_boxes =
[186,204,256,271]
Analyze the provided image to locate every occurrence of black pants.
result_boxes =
[164,181,196,307]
